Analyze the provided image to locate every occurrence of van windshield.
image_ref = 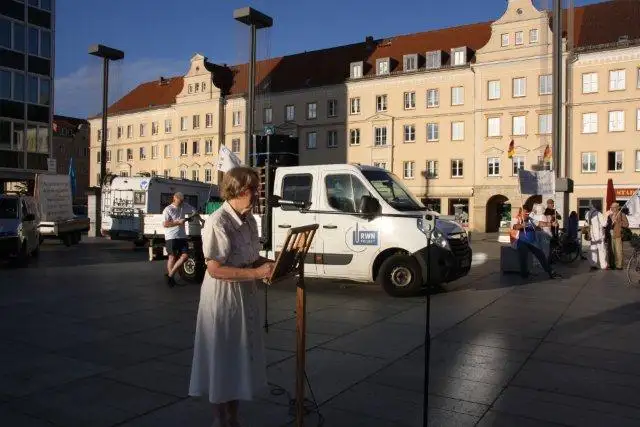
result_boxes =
[361,169,425,211]
[0,198,19,219]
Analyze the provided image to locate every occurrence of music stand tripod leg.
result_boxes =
[295,260,306,427]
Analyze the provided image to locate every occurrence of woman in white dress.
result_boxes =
[189,166,274,427]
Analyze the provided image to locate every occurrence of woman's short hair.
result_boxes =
[220,166,259,200]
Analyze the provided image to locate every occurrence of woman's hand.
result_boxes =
[254,262,274,279]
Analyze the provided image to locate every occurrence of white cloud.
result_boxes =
[55,57,187,119]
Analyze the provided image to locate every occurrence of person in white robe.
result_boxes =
[585,205,607,270]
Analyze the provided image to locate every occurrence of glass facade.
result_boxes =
[0,0,53,179]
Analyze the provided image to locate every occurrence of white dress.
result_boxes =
[586,209,608,269]
[188,202,267,403]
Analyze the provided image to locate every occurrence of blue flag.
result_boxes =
[68,157,77,200]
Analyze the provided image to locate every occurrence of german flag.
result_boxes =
[543,144,552,161]
[507,140,515,159]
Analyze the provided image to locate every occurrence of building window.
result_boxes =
[427,89,439,108]
[403,124,416,143]
[306,132,317,149]
[126,149,133,161]
[423,198,441,213]
[179,116,187,131]
[451,159,464,178]
[578,198,603,220]
[327,130,338,148]
[373,162,387,170]
[139,147,146,160]
[127,125,133,138]
[426,160,438,179]
[512,156,525,175]
[232,111,241,126]
[538,114,552,134]
[374,127,387,146]
[582,73,598,93]
[205,113,213,128]
[27,26,51,59]
[636,150,640,171]
[425,51,442,69]
[151,145,158,159]
[608,151,624,172]
[452,48,466,66]
[164,144,171,158]
[179,170,186,179]
[582,152,597,173]
[539,74,552,95]
[488,80,501,100]
[637,108,640,131]
[501,33,509,46]
[24,73,50,105]
[608,111,625,132]
[263,107,273,124]
[116,149,123,163]
[139,124,145,137]
[582,113,598,133]
[0,19,26,52]
[231,138,241,154]
[404,92,416,109]
[327,99,337,117]
[192,140,199,155]
[163,169,170,178]
[307,102,317,119]
[637,68,640,88]
[285,105,295,121]
[192,115,199,129]
[451,87,464,106]
[376,58,390,75]
[376,95,387,112]
[512,116,526,136]
[349,129,360,146]
[350,62,363,78]
[538,155,552,171]
[192,170,199,181]
[427,123,439,142]
[515,31,524,45]
[403,161,415,179]
[151,121,158,135]
[513,77,526,97]
[115,126,122,139]
[529,29,539,43]
[349,97,360,114]
[205,139,213,154]
[487,117,501,137]
[180,141,188,156]
[403,54,417,72]
[204,169,212,182]
[488,157,500,176]
[106,150,111,162]
[451,122,464,141]
[609,70,626,91]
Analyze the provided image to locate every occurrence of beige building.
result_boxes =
[89,0,640,231]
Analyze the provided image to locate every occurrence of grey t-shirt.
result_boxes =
[163,203,195,240]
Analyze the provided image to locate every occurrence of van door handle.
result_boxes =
[278,224,291,229]
[323,224,338,229]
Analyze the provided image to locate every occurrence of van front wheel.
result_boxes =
[377,254,423,297]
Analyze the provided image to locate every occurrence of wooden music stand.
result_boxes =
[264,223,319,427]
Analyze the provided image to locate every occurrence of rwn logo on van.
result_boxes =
[352,223,378,246]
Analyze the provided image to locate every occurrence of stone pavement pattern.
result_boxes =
[1,236,640,426]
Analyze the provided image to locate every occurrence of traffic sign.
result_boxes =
[264,125,275,136]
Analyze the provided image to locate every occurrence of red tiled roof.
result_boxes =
[97,0,639,119]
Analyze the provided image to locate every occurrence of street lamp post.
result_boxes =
[233,7,273,167]
[88,44,124,237]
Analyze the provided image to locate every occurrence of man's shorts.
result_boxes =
[166,238,189,256]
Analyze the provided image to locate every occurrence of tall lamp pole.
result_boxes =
[233,7,273,167]
[88,44,124,237]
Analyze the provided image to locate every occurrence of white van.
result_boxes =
[0,194,41,264]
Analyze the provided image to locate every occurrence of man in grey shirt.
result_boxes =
[162,192,195,287]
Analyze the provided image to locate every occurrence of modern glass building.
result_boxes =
[0,0,54,184]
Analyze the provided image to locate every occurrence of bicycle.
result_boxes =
[550,229,582,265]
[626,234,640,286]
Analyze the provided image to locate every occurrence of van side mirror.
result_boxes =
[24,213,36,222]
[358,195,380,217]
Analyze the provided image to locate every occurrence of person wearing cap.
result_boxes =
[609,202,629,269]
[162,192,196,286]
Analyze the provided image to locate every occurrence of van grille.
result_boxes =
[448,232,471,258]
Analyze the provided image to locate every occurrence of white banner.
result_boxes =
[518,170,555,195]
[623,189,640,228]
[35,174,73,222]
[216,145,243,173]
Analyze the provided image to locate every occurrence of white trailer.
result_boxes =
[101,175,219,246]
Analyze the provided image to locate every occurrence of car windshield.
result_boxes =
[0,198,19,219]
[361,169,425,211]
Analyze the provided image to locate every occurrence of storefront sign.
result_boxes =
[615,188,636,198]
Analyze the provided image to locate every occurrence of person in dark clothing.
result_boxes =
[512,207,561,280]
[544,199,561,238]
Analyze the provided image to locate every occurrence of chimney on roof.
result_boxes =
[159,76,169,85]
[365,35,374,51]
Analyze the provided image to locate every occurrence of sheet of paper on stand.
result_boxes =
[623,189,640,228]
[216,145,243,173]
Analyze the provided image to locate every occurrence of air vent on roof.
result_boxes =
[365,36,374,51]
[159,76,169,85]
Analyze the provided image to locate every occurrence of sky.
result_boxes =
[54,0,604,118]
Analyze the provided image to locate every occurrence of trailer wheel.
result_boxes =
[179,251,205,284]
[376,254,423,298]
[63,233,73,247]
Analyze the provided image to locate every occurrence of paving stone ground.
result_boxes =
[1,235,639,426]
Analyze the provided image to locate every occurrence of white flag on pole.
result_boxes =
[216,144,243,173]
[623,188,640,228]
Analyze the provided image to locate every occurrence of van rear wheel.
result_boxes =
[377,254,423,297]
[178,251,205,284]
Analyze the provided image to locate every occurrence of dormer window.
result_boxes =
[451,48,467,66]
[188,84,193,94]
[350,62,363,78]
[515,31,524,46]
[376,58,390,75]
[501,33,509,47]
[202,82,207,91]
[195,83,200,92]
[403,54,418,72]
[425,51,442,69]
[529,29,539,44]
